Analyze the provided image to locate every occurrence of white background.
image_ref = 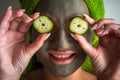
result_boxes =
[104,0,120,23]
[0,0,120,23]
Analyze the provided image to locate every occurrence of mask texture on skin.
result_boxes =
[32,0,91,77]
[19,0,105,75]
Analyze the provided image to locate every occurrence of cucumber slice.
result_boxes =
[69,17,89,35]
[33,16,54,33]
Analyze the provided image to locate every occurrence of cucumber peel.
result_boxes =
[33,16,54,33]
[69,17,89,35]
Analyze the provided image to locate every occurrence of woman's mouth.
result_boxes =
[48,50,77,65]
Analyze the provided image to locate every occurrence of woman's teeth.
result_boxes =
[48,50,77,64]
[53,54,71,59]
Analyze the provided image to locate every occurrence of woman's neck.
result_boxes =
[43,67,86,80]
[27,67,97,80]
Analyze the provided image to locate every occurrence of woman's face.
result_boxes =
[32,0,92,77]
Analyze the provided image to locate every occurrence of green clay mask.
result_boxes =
[32,0,92,77]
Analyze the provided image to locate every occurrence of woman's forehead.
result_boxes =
[35,0,89,18]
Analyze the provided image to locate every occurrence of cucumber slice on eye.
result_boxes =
[33,16,54,33]
[69,17,89,35]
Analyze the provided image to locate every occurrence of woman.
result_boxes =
[0,0,120,80]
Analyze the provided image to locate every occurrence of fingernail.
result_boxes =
[83,14,89,18]
[8,6,12,10]
[21,9,25,12]
[71,33,78,41]
[35,12,40,15]
[45,33,51,40]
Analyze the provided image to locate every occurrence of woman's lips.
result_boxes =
[48,50,77,65]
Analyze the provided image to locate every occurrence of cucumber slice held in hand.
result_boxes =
[69,16,89,35]
[33,16,54,33]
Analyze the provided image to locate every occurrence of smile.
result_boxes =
[48,50,77,65]
[52,54,71,59]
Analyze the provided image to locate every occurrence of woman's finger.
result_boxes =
[25,33,50,57]
[9,18,21,30]
[107,24,120,30]
[83,14,96,25]
[96,28,105,35]
[92,18,116,31]
[71,34,96,58]
[30,12,40,19]
[9,9,25,30]
[107,24,120,38]
[0,6,12,32]
[11,9,25,18]
[96,23,120,37]
[18,12,40,34]
[97,28,110,37]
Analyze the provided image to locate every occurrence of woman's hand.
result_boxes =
[72,14,120,80]
[0,6,50,80]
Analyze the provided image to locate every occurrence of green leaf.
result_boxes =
[19,0,40,14]
[81,57,95,74]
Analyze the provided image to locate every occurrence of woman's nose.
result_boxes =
[49,27,74,51]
